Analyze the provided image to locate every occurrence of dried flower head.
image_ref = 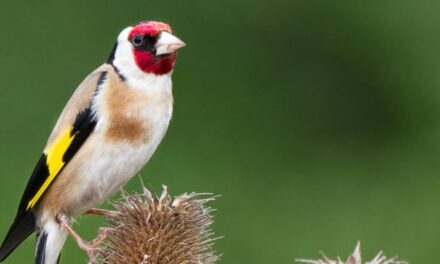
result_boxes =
[296,242,407,264]
[94,185,220,264]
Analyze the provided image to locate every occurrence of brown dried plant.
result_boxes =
[91,185,220,264]
[296,242,407,264]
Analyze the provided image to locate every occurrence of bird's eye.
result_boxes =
[131,35,144,47]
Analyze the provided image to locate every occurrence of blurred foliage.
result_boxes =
[0,0,440,263]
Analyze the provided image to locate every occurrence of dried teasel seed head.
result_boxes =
[296,242,407,264]
[93,185,220,264]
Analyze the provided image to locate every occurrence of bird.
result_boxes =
[0,21,185,264]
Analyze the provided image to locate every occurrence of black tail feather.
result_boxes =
[35,232,47,264]
[0,212,36,262]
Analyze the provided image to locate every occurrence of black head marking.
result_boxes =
[107,42,117,64]
[105,44,126,81]
[129,34,158,54]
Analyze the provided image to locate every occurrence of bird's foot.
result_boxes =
[83,208,116,217]
[75,237,103,260]
[89,227,111,247]
[57,215,111,259]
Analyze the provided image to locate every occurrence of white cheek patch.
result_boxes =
[113,27,140,79]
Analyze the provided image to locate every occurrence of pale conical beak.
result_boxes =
[155,31,186,56]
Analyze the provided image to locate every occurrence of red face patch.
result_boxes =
[128,21,176,75]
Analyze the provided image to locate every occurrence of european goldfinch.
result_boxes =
[0,21,185,264]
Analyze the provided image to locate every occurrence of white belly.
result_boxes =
[71,103,172,214]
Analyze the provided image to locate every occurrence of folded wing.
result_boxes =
[0,65,110,261]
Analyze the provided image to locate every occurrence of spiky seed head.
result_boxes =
[296,242,407,264]
[94,186,220,264]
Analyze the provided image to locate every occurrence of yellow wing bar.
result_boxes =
[26,128,75,210]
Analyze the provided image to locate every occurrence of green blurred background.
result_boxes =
[0,0,439,263]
